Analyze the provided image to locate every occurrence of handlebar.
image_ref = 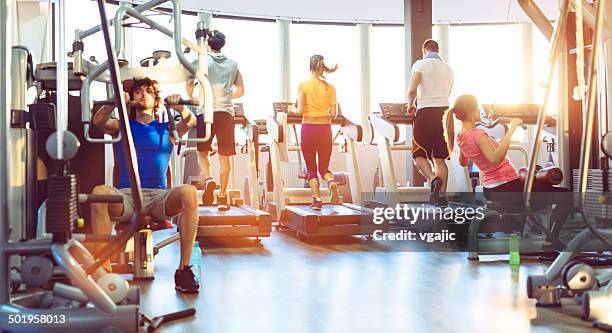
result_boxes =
[163,97,200,107]
[163,99,210,144]
[477,117,528,130]
[79,194,124,204]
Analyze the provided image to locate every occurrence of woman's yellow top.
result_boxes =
[299,78,336,118]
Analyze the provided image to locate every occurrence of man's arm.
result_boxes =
[92,105,120,135]
[166,94,197,137]
[233,70,244,99]
[407,71,421,111]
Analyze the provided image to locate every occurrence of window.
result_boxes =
[66,1,119,100]
[532,28,558,115]
[66,1,118,63]
[370,25,406,114]
[211,17,280,120]
[448,24,524,104]
[130,12,199,98]
[290,23,360,120]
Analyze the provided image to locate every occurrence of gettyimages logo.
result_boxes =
[372,204,485,225]
[369,204,485,244]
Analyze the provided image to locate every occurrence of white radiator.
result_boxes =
[281,161,306,188]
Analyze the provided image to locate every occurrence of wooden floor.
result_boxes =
[137,228,604,333]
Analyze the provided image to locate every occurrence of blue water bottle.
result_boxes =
[190,241,202,284]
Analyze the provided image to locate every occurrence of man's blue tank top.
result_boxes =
[115,120,172,189]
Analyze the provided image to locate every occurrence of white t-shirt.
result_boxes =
[411,57,454,109]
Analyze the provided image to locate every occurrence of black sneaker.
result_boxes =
[430,176,443,193]
[174,266,199,294]
[217,195,230,212]
[202,177,216,206]
[436,197,449,208]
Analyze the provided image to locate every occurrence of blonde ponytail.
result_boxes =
[443,94,479,156]
[310,54,338,79]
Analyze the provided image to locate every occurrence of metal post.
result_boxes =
[523,0,571,202]
[404,0,432,187]
[54,0,67,160]
[279,19,291,101]
[0,0,12,306]
[358,23,371,141]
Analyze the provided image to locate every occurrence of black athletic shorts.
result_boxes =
[412,106,450,160]
[196,112,236,156]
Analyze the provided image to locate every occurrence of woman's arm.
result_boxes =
[329,104,338,120]
[477,118,523,165]
[459,151,469,167]
[295,85,305,115]
[328,85,337,119]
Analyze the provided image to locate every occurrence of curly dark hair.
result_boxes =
[123,77,162,118]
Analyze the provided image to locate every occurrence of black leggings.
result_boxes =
[484,179,573,236]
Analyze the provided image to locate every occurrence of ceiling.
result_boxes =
[173,0,561,24]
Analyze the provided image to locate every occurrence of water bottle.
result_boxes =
[509,234,520,265]
[190,241,202,284]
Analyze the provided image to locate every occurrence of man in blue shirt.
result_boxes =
[91,77,200,294]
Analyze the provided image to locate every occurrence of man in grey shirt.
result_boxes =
[190,30,244,211]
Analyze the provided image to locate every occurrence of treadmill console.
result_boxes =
[272,102,345,125]
[255,119,268,135]
[378,103,414,124]
[482,104,556,127]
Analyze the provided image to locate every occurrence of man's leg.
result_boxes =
[219,155,231,196]
[196,113,214,183]
[197,151,211,180]
[413,156,435,182]
[432,158,448,191]
[197,150,216,205]
[89,185,126,272]
[163,185,199,270]
[215,113,236,211]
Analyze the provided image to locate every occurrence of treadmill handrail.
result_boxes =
[266,114,284,143]
[340,115,363,142]
[369,113,400,143]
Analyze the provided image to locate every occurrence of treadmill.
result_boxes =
[266,102,386,239]
[178,103,272,240]
[368,103,430,206]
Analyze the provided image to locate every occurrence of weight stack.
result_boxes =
[46,174,78,243]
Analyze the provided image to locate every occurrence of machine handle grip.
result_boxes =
[79,194,124,204]
[164,97,199,106]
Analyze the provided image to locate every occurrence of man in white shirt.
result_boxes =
[407,39,454,205]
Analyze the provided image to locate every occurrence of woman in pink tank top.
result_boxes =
[443,95,572,240]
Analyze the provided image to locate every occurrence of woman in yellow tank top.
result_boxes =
[293,54,339,210]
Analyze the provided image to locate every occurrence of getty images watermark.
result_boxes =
[370,204,486,242]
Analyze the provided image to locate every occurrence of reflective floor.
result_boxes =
[137,228,602,333]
